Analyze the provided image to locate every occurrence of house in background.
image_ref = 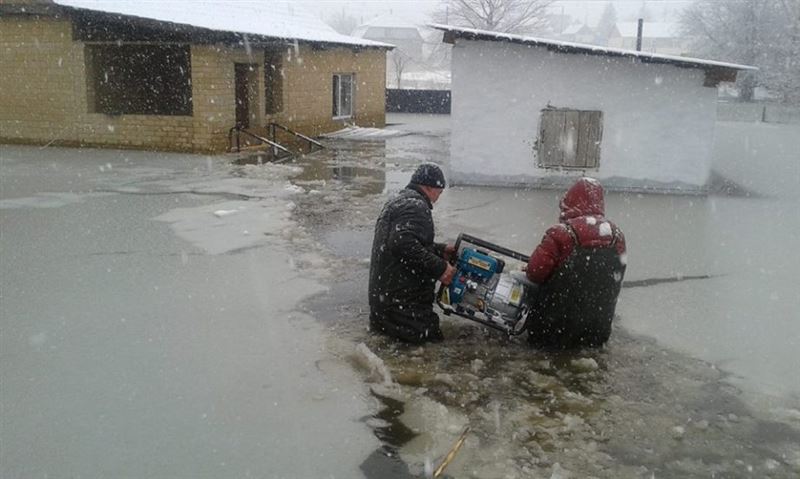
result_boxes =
[558,23,597,45]
[351,15,449,90]
[351,15,423,89]
[352,15,425,60]
[608,22,688,56]
[432,24,755,192]
[0,0,392,153]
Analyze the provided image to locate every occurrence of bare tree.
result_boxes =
[421,28,452,71]
[775,0,800,103]
[681,0,800,103]
[389,50,413,88]
[326,8,359,36]
[433,0,553,35]
[596,2,618,43]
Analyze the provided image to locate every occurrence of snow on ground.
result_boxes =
[321,125,409,139]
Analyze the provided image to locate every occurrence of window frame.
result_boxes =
[332,73,355,120]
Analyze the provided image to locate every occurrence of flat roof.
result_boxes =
[52,0,393,48]
[431,23,756,73]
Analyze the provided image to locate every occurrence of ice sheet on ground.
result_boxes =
[0,146,381,478]
[353,342,393,384]
[155,200,290,255]
[0,192,114,209]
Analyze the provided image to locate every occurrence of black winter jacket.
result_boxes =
[368,186,448,310]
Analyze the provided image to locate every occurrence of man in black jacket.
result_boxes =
[368,163,456,344]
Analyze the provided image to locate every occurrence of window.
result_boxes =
[85,44,192,116]
[264,50,283,115]
[537,108,603,169]
[332,73,354,119]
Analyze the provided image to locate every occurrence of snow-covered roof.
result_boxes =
[351,14,424,39]
[357,14,421,30]
[616,22,679,39]
[431,24,756,72]
[561,23,592,36]
[53,0,393,48]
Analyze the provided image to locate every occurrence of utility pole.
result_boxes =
[636,18,643,51]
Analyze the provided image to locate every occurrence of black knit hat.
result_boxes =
[409,163,446,188]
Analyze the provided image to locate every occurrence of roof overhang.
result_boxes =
[1,1,393,50]
[432,24,756,87]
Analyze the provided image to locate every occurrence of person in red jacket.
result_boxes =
[524,177,627,348]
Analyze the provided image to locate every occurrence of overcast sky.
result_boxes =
[293,0,696,27]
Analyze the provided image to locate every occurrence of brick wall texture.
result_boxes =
[0,15,387,153]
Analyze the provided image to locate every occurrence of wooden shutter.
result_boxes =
[538,109,565,167]
[577,111,603,168]
[538,109,603,169]
[562,110,581,167]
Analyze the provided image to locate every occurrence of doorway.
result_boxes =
[234,63,259,129]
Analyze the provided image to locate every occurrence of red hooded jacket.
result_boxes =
[526,178,626,284]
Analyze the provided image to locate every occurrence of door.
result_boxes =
[235,63,253,128]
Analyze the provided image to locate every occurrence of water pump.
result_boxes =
[437,234,535,335]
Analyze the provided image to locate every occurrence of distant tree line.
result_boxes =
[432,0,554,34]
[682,0,800,104]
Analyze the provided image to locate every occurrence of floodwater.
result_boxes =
[293,114,800,477]
[0,147,379,478]
[1,113,798,478]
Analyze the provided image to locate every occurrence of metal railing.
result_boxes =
[228,125,292,161]
[268,122,325,153]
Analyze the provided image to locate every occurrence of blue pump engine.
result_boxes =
[448,248,505,305]
[438,234,534,336]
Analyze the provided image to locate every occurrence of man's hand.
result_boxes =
[439,263,456,285]
[443,243,456,261]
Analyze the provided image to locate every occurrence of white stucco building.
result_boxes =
[432,24,755,192]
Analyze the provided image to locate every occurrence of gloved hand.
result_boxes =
[439,263,456,285]
[443,243,456,261]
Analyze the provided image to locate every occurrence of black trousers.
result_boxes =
[369,305,443,344]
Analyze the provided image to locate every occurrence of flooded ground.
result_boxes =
[2,114,797,478]
[292,114,800,478]
[0,147,380,478]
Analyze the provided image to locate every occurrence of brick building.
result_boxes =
[0,0,391,153]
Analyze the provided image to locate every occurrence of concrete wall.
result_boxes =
[449,39,719,190]
[0,15,386,153]
[717,102,800,124]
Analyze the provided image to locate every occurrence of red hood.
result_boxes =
[559,177,605,221]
